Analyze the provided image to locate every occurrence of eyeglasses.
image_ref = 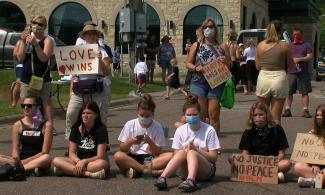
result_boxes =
[21,104,34,109]
[32,21,45,27]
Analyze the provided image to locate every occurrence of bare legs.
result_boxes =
[257,96,285,125]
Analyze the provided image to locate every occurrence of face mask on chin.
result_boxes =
[138,115,153,126]
[204,27,215,38]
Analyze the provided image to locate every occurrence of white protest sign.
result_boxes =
[291,133,325,165]
[54,44,99,75]
[230,154,279,184]
[203,60,232,89]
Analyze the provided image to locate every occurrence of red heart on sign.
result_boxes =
[59,66,65,74]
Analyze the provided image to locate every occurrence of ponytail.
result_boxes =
[138,94,156,112]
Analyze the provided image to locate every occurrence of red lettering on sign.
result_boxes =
[60,50,67,61]
[88,49,95,59]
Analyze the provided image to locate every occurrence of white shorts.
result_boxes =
[256,70,288,99]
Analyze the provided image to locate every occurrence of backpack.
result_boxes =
[220,79,235,109]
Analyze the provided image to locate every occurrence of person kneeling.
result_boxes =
[154,96,220,192]
[52,102,109,180]
[114,94,172,178]
[229,102,291,183]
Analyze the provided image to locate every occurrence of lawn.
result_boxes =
[0,69,165,117]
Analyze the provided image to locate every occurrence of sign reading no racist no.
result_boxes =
[54,44,99,75]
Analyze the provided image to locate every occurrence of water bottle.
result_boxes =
[143,157,152,179]
[25,41,32,54]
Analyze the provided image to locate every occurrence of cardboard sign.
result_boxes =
[230,154,279,184]
[202,60,232,89]
[291,133,325,165]
[54,44,99,75]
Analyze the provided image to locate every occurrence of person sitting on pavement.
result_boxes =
[0,96,52,176]
[294,104,325,187]
[134,55,148,96]
[114,94,173,178]
[230,102,291,182]
[154,95,220,192]
[52,102,109,180]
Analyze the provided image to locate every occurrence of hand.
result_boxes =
[293,57,301,64]
[131,137,142,145]
[143,133,152,144]
[26,35,38,46]
[217,56,226,64]
[311,166,321,175]
[20,32,29,42]
[195,65,203,73]
[73,159,86,176]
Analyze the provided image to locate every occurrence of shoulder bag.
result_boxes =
[185,42,200,85]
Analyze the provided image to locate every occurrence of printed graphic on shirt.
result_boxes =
[80,136,95,150]
[22,131,41,136]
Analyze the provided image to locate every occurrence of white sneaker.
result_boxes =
[91,169,106,180]
[277,172,285,182]
[298,177,315,188]
[125,168,136,179]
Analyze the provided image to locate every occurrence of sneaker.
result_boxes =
[178,178,197,192]
[298,177,315,188]
[278,172,285,182]
[91,169,106,180]
[125,168,136,178]
[282,109,292,117]
[302,109,312,118]
[154,176,167,190]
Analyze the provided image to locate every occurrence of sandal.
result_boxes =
[178,178,197,192]
[154,176,167,190]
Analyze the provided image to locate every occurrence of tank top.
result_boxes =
[21,37,51,84]
[19,120,45,160]
[259,43,286,71]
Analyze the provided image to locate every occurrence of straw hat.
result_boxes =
[78,24,102,38]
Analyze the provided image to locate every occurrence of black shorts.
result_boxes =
[287,73,312,95]
[246,60,258,85]
[113,63,120,70]
[128,153,152,164]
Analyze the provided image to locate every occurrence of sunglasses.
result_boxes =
[21,104,35,109]
[32,21,45,27]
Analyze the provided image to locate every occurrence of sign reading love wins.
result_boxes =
[54,44,99,75]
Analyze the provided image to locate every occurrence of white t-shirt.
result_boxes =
[134,61,148,75]
[118,118,166,155]
[243,46,256,61]
[172,122,221,152]
[75,37,86,46]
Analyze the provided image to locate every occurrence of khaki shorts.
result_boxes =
[256,70,288,99]
[20,81,51,102]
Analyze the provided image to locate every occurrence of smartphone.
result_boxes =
[136,134,144,141]
[24,24,31,34]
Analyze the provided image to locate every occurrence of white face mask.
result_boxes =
[98,38,105,47]
[138,115,153,126]
[204,27,215,38]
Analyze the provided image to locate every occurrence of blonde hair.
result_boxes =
[200,18,218,44]
[195,27,203,43]
[32,15,47,28]
[247,102,273,129]
[227,31,237,41]
[264,20,282,43]
[170,58,178,66]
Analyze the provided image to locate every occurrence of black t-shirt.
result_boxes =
[69,123,108,159]
[238,125,289,156]
[146,42,159,60]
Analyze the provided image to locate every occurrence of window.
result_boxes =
[49,2,92,45]
[183,5,223,54]
[0,1,25,31]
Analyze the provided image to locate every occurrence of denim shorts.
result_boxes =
[190,82,225,99]
[159,60,172,71]
[15,64,23,79]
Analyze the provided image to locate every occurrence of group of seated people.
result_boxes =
[0,95,324,192]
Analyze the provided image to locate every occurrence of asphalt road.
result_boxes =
[0,82,325,195]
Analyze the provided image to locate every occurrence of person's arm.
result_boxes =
[255,44,261,71]
[195,148,218,162]
[296,53,313,63]
[220,42,232,68]
[78,144,107,168]
[143,134,161,156]
[119,138,141,153]
[186,42,202,72]
[166,73,175,80]
[278,149,286,160]
[69,76,75,96]
[31,36,53,63]
[11,121,21,159]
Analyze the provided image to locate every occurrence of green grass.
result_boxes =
[0,69,165,117]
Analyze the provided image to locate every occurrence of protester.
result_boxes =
[65,24,111,140]
[114,94,173,178]
[154,95,220,192]
[294,104,325,187]
[282,27,313,118]
[236,43,248,94]
[165,58,187,99]
[157,35,176,85]
[146,35,159,83]
[11,40,23,107]
[185,18,231,134]
[255,20,294,125]
[0,96,52,175]
[230,102,291,182]
[52,102,109,180]
[243,39,258,94]
[112,46,121,76]
[75,21,97,46]
[226,31,240,88]
[98,32,113,69]
[16,15,54,134]
[134,55,148,95]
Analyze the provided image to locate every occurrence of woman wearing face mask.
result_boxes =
[294,104,325,187]
[234,102,291,182]
[186,18,231,134]
[155,95,220,192]
[114,94,173,178]
[0,96,52,176]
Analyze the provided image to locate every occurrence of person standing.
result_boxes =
[134,55,148,95]
[236,43,248,94]
[112,46,121,76]
[282,27,313,118]
[226,31,241,88]
[243,39,258,94]
[157,35,176,85]
[16,15,54,132]
[146,35,159,83]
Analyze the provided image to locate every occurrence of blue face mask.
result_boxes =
[185,115,200,125]
[204,27,215,38]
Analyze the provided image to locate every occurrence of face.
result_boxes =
[185,107,199,117]
[204,21,216,30]
[82,108,97,125]
[31,19,45,34]
[138,108,153,118]
[21,98,37,116]
[84,31,98,44]
[253,108,267,118]
[316,110,323,127]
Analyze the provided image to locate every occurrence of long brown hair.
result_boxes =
[182,95,200,114]
[247,102,273,129]
[313,104,325,139]
[200,18,219,44]
[138,94,156,113]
